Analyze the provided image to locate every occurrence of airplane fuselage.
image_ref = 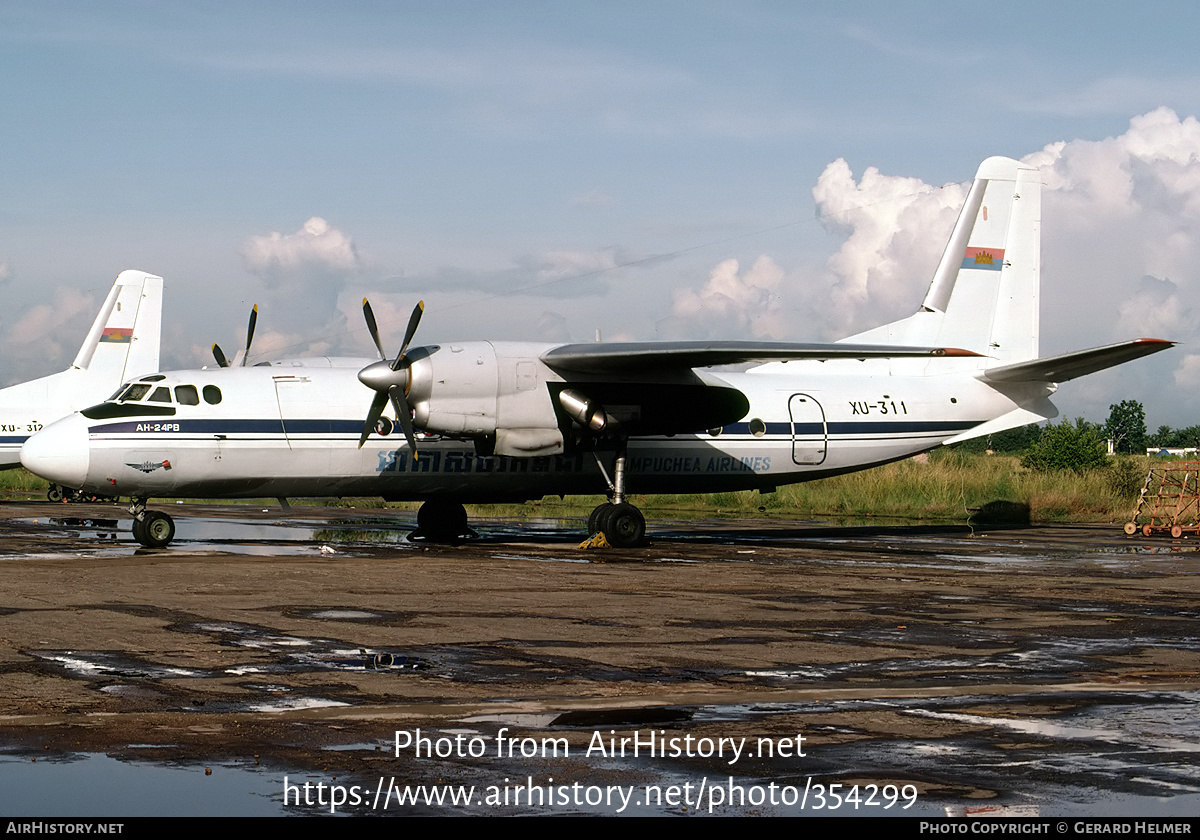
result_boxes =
[25,350,1042,502]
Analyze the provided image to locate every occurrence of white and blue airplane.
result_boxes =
[20,158,1172,546]
[2,269,162,496]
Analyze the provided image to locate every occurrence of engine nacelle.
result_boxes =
[406,341,565,457]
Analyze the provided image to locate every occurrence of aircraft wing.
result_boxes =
[541,341,980,374]
[981,338,1176,384]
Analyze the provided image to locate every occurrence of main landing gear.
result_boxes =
[129,499,175,548]
[586,438,647,548]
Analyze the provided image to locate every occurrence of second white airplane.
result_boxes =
[21,158,1172,546]
[1,270,162,489]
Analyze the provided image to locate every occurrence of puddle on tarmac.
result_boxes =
[5,690,1200,815]
[10,514,421,557]
[0,753,282,816]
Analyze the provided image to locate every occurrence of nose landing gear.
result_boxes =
[129,500,176,548]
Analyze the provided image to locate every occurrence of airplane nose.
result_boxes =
[21,414,90,489]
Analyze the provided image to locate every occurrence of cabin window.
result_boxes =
[175,385,200,405]
[749,418,767,437]
[148,386,172,403]
[203,385,223,405]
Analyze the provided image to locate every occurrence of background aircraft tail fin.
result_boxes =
[71,270,163,382]
[844,156,1041,365]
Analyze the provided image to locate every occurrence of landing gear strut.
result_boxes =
[129,499,176,548]
[587,438,647,548]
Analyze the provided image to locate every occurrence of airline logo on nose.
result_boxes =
[126,459,172,473]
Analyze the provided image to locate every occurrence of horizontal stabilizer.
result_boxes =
[542,341,979,374]
[981,339,1175,384]
[943,401,1059,446]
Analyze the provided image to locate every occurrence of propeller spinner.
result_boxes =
[212,305,258,368]
[357,298,424,454]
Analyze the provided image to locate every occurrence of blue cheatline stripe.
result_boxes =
[86,418,983,439]
[723,420,980,436]
[0,437,28,445]
[84,417,984,444]
[91,419,367,435]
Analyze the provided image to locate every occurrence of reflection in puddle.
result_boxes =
[0,753,282,817]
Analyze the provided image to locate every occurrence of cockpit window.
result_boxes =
[175,385,199,405]
[118,383,152,402]
[147,386,172,403]
[140,374,166,382]
[203,385,222,405]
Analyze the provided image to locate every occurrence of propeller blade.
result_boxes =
[395,300,425,367]
[362,298,388,361]
[388,387,419,455]
[241,305,258,366]
[358,391,390,449]
[212,343,230,368]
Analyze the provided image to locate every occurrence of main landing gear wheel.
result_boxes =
[604,502,645,547]
[588,503,610,536]
[412,499,470,542]
[586,502,646,548]
[132,511,175,548]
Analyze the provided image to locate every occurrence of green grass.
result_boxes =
[609,452,1144,523]
[0,469,50,498]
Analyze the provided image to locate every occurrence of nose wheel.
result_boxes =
[130,504,176,548]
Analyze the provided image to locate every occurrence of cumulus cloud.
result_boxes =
[811,160,965,333]
[663,256,786,339]
[1116,276,1190,338]
[1023,108,1200,418]
[240,217,362,335]
[242,216,360,280]
[662,161,964,341]
[0,287,96,378]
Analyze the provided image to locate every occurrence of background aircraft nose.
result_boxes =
[21,414,90,489]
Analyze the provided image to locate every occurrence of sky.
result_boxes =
[3,1,1200,428]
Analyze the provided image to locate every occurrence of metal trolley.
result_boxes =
[1124,462,1200,538]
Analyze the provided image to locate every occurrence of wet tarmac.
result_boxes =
[0,501,1198,816]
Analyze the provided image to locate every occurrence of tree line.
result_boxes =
[953,399,1195,474]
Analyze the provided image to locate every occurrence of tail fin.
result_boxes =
[844,156,1041,365]
[71,270,163,382]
